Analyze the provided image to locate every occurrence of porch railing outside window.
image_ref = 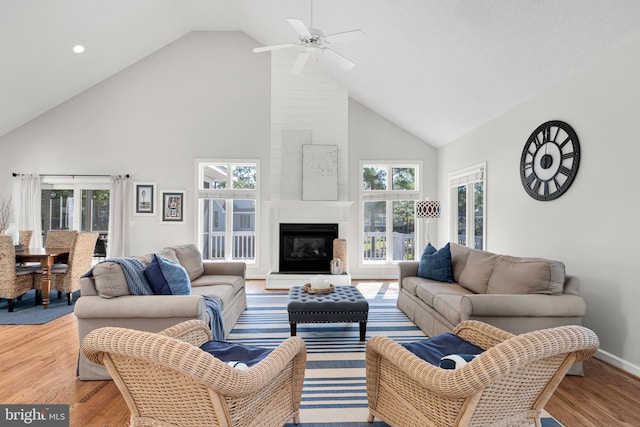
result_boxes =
[202,231,255,260]
[363,231,415,261]
[198,160,259,263]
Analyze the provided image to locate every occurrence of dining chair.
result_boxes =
[34,232,98,305]
[44,229,78,250]
[0,235,34,311]
[18,230,33,247]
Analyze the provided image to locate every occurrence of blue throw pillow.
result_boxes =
[143,254,173,295]
[402,333,484,367]
[417,242,453,282]
[156,254,191,295]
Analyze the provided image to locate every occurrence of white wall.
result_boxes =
[0,31,271,255]
[437,34,640,375]
[349,99,438,278]
[0,30,439,281]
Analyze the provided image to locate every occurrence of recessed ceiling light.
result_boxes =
[73,45,85,54]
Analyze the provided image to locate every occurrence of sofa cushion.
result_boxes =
[143,254,173,295]
[415,281,471,308]
[191,274,245,294]
[487,256,565,295]
[156,255,191,295]
[450,243,472,283]
[155,248,180,264]
[433,294,465,325]
[92,262,130,298]
[191,284,235,308]
[171,244,205,282]
[417,243,453,283]
[401,276,423,296]
[458,251,497,294]
[402,333,484,367]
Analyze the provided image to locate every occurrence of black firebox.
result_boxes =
[279,223,338,273]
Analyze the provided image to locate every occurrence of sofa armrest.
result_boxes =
[202,261,246,278]
[398,262,419,290]
[74,295,206,320]
[460,293,586,319]
[79,276,98,296]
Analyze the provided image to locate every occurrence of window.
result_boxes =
[449,163,486,250]
[197,161,258,262]
[40,176,110,240]
[360,162,421,264]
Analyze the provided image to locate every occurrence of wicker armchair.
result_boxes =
[0,235,34,311]
[366,320,599,427]
[35,232,98,305]
[82,320,307,427]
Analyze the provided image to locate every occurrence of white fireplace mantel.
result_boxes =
[265,200,353,289]
[265,200,353,224]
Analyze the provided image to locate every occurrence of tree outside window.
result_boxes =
[362,163,420,263]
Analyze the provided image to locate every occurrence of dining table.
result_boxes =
[16,247,70,309]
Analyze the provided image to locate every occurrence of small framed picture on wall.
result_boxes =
[161,190,185,223]
[133,182,156,216]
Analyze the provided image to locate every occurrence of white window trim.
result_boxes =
[195,159,260,265]
[448,162,486,249]
[359,160,423,269]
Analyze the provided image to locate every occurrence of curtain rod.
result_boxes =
[12,173,129,178]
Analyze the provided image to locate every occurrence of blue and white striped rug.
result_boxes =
[226,282,562,427]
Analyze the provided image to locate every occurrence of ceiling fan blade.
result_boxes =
[320,48,356,70]
[323,29,366,44]
[253,43,296,53]
[290,51,311,75]
[286,18,311,37]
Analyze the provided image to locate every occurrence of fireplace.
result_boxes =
[279,223,338,273]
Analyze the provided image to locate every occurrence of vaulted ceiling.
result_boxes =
[2,0,640,147]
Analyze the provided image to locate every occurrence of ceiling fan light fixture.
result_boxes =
[253,1,364,74]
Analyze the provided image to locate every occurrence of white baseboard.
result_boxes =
[595,349,640,378]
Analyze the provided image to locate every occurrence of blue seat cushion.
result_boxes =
[402,332,484,367]
[199,341,273,367]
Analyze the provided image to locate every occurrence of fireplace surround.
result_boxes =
[265,200,352,289]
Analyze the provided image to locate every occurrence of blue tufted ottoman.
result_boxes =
[287,285,369,341]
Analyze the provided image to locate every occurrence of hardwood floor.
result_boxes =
[0,279,638,427]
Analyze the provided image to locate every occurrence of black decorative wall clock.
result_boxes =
[520,120,580,201]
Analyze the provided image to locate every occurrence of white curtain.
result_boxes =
[12,174,42,247]
[107,175,128,257]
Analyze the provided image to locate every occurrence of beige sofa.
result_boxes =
[398,243,586,365]
[74,243,247,380]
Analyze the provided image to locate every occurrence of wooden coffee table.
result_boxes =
[287,285,369,341]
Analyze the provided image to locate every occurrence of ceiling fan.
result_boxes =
[253,1,365,75]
